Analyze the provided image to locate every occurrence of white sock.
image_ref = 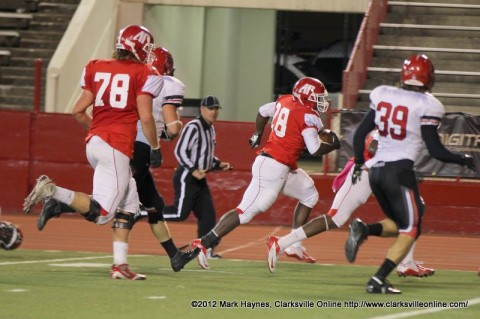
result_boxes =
[278,228,307,252]
[113,241,128,265]
[52,186,75,205]
[400,242,416,265]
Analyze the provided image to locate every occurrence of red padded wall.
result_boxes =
[0,109,478,235]
[0,111,32,212]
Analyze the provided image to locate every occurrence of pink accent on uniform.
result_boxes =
[332,160,354,193]
[331,134,376,192]
[235,207,244,214]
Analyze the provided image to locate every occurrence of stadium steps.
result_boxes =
[0,0,80,111]
[357,0,480,114]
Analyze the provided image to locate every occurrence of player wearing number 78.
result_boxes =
[348,54,476,294]
[23,25,163,279]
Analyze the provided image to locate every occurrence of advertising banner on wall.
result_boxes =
[339,110,480,178]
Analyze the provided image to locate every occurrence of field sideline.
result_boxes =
[1,214,479,319]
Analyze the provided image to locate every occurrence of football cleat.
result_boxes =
[170,248,201,272]
[397,262,435,277]
[267,236,280,273]
[23,175,56,214]
[284,245,316,263]
[37,199,62,231]
[191,239,209,270]
[366,276,401,294]
[206,248,222,259]
[110,264,146,280]
[345,218,368,263]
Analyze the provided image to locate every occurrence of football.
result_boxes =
[319,129,335,144]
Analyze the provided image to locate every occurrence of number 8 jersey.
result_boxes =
[82,59,163,158]
[366,85,445,168]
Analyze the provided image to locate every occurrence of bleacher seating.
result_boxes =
[355,0,480,114]
[0,0,80,110]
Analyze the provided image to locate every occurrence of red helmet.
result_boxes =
[116,25,155,64]
[400,54,435,91]
[151,47,175,76]
[292,77,329,112]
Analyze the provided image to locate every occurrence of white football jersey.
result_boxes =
[136,75,185,145]
[366,85,445,167]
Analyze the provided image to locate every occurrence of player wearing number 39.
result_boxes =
[23,25,163,279]
[191,77,340,269]
[346,54,476,294]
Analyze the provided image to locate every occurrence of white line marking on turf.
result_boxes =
[147,296,167,300]
[0,255,152,266]
[368,298,480,319]
[0,256,112,266]
[217,226,284,255]
[5,289,28,293]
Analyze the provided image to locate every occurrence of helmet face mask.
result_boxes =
[400,54,435,91]
[151,47,175,76]
[116,25,155,64]
[292,77,329,113]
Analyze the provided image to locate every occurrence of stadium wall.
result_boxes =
[0,110,478,235]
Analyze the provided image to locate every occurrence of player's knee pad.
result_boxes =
[300,188,319,208]
[112,211,135,230]
[146,210,165,224]
[83,199,101,223]
[152,195,165,216]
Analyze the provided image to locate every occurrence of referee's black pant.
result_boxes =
[163,165,217,238]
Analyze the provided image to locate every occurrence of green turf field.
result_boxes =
[1,250,479,319]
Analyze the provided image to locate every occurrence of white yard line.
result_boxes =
[0,254,151,266]
[216,226,285,255]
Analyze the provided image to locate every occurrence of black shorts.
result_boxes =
[369,159,424,238]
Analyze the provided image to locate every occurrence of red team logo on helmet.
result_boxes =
[116,25,156,64]
[151,47,175,76]
[400,54,435,91]
[292,77,329,113]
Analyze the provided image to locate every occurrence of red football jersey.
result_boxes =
[262,94,324,169]
[82,59,163,158]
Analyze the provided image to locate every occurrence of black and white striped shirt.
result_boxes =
[174,115,219,171]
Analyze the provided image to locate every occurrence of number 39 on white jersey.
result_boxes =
[366,85,445,167]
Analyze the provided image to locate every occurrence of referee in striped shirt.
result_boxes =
[164,95,232,256]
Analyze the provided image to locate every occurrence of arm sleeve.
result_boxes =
[162,77,185,107]
[302,127,321,154]
[421,125,466,165]
[258,102,276,117]
[353,109,376,164]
